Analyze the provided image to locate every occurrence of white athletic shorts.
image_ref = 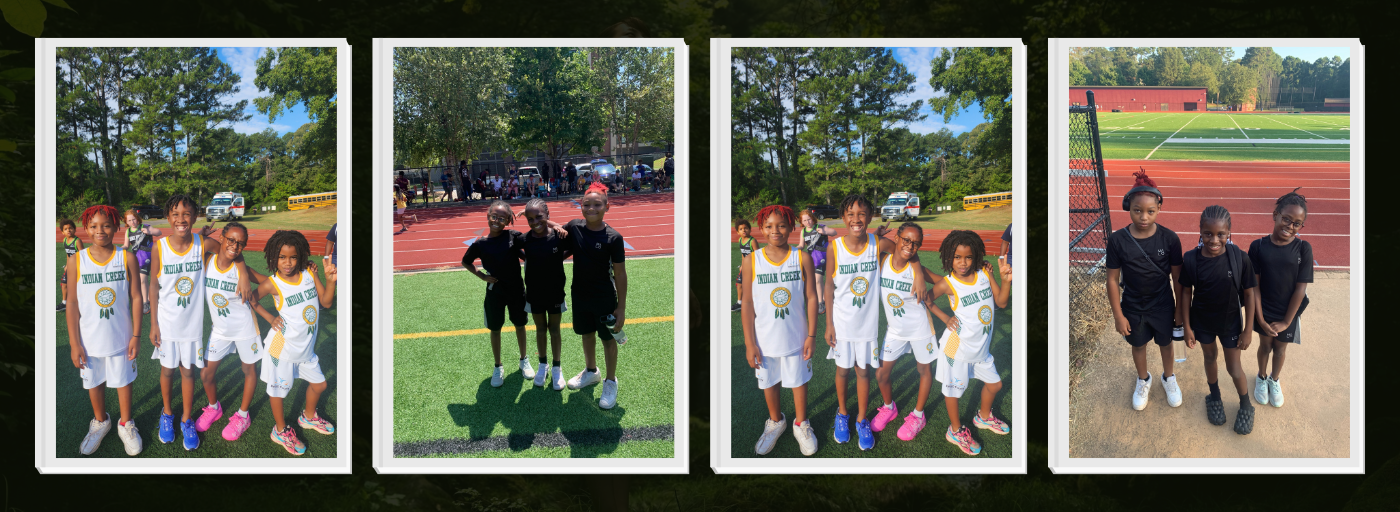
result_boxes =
[935,354,999,399]
[208,335,263,365]
[81,354,137,389]
[881,335,938,365]
[260,352,325,399]
[756,353,814,389]
[152,340,205,370]
[827,340,881,370]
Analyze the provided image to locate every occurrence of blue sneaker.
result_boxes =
[157,412,175,444]
[833,413,851,444]
[856,419,875,451]
[180,418,199,451]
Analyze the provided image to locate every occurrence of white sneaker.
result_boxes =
[599,378,619,409]
[519,358,536,380]
[117,419,143,456]
[533,361,548,387]
[1268,377,1284,408]
[551,366,565,391]
[567,369,602,390]
[490,366,504,388]
[1254,375,1270,405]
[1162,373,1183,408]
[1132,375,1152,411]
[755,413,787,455]
[80,414,112,455]
[793,419,819,456]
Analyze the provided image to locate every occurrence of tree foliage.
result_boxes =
[1069,46,1350,109]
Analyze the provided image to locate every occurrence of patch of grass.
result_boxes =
[392,257,676,458]
[1086,112,1350,161]
[54,249,339,458]
[138,206,338,232]
[422,438,676,459]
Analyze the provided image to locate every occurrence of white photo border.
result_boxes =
[1047,38,1364,474]
[710,38,1027,474]
[372,38,690,474]
[34,38,353,474]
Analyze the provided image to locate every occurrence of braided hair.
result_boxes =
[585,181,610,201]
[1198,205,1231,248]
[164,194,200,217]
[524,197,549,217]
[264,230,311,276]
[838,193,875,218]
[754,205,795,228]
[939,229,985,276]
[80,205,121,229]
[487,200,515,225]
[1131,168,1162,205]
[1273,187,1308,215]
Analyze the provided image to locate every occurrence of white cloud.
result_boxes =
[217,47,280,132]
[230,120,292,135]
[894,46,945,102]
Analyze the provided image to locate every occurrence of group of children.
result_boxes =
[737,194,1012,456]
[1105,169,1313,436]
[62,195,337,457]
[461,182,630,409]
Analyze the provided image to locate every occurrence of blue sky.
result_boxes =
[214,47,311,136]
[889,46,990,136]
[1230,46,1349,64]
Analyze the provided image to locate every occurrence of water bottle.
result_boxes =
[1171,324,1187,363]
[603,314,628,346]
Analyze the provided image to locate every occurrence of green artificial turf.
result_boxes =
[54,247,339,458]
[392,257,676,458]
[1085,112,1350,161]
[728,242,1014,458]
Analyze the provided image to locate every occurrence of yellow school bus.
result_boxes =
[287,191,338,211]
[963,191,1012,210]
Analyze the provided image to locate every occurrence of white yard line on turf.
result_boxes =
[1100,113,1166,135]
[1144,114,1202,160]
[1227,114,1250,139]
[1257,114,1329,139]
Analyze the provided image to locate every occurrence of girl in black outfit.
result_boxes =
[1249,188,1313,409]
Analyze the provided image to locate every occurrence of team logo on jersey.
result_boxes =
[873,346,879,358]
[770,287,793,319]
[926,342,935,354]
[302,305,318,336]
[979,305,993,325]
[850,277,870,308]
[1157,249,1165,256]
[212,293,230,317]
[595,243,602,249]
[95,287,118,319]
[251,341,260,355]
[886,293,906,317]
[174,276,195,308]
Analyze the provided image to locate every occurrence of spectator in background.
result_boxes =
[663,152,674,190]
[441,168,453,202]
[326,223,338,267]
[459,161,473,203]
[1000,223,1013,276]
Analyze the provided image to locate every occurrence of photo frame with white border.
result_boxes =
[371,38,690,474]
[1047,38,1364,474]
[34,38,353,474]
[710,38,1027,474]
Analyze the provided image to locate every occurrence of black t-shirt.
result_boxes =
[1105,225,1183,314]
[1001,223,1013,268]
[801,226,828,253]
[127,226,152,253]
[462,230,527,294]
[1248,236,1313,322]
[1181,246,1257,334]
[562,218,625,297]
[522,230,570,303]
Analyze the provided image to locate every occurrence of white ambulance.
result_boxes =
[205,192,246,221]
[881,192,921,221]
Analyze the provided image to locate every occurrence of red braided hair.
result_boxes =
[1131,167,1161,203]
[755,205,796,228]
[80,204,121,228]
[585,181,610,197]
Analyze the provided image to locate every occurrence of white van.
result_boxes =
[881,192,921,221]
[205,192,246,221]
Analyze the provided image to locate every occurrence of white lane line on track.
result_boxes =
[1257,114,1329,139]
[1145,114,1203,160]
[1227,114,1250,139]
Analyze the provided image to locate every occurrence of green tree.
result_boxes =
[393,46,509,193]
[927,47,1012,186]
[1154,47,1187,86]
[254,47,338,166]
[506,47,603,164]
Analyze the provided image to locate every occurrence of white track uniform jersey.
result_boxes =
[829,234,880,342]
[75,247,132,358]
[204,254,262,365]
[879,254,937,365]
[751,247,806,358]
[265,269,320,366]
[155,235,206,343]
[939,269,996,366]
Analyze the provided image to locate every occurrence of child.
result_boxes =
[871,223,942,442]
[927,230,1011,455]
[65,205,144,456]
[149,194,244,451]
[823,193,913,451]
[521,198,572,390]
[798,209,839,315]
[562,182,629,410]
[1105,169,1184,412]
[740,205,819,456]
[731,219,755,312]
[58,218,83,311]
[1179,206,1258,434]
[249,230,337,455]
[196,222,266,441]
[463,201,535,387]
[119,210,161,314]
[1249,188,1313,409]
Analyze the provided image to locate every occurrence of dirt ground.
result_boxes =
[1069,271,1351,458]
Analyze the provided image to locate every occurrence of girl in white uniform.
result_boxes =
[927,230,1011,456]
[871,223,947,443]
[149,194,241,450]
[741,205,819,456]
[196,222,265,442]
[65,205,144,456]
[250,230,337,456]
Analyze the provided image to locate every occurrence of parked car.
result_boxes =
[591,159,619,181]
[880,192,922,221]
[130,204,164,220]
[805,204,839,220]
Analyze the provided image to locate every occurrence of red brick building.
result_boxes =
[1069,86,1209,112]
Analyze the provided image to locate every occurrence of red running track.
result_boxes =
[728,228,1006,256]
[55,228,332,255]
[1071,160,1350,268]
[393,193,675,271]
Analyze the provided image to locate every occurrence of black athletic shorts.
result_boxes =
[1194,330,1241,349]
[1254,314,1302,345]
[525,299,566,315]
[1122,308,1174,348]
[570,292,618,341]
[484,289,527,331]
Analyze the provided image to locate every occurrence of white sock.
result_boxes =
[883,401,893,409]
[209,401,220,410]
[237,410,248,417]
[912,409,924,418]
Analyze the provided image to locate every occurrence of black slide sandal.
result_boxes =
[1234,401,1255,435]
[1205,395,1226,426]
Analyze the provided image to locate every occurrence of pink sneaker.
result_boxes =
[298,412,335,435]
[870,402,898,432]
[973,412,1011,435]
[946,425,981,456]
[222,412,251,441]
[195,403,223,432]
[896,412,927,441]
[270,427,306,456]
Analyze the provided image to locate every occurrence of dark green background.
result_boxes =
[3,0,1394,510]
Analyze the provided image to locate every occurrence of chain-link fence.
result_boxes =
[1068,90,1114,372]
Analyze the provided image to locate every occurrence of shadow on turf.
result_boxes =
[445,372,631,457]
